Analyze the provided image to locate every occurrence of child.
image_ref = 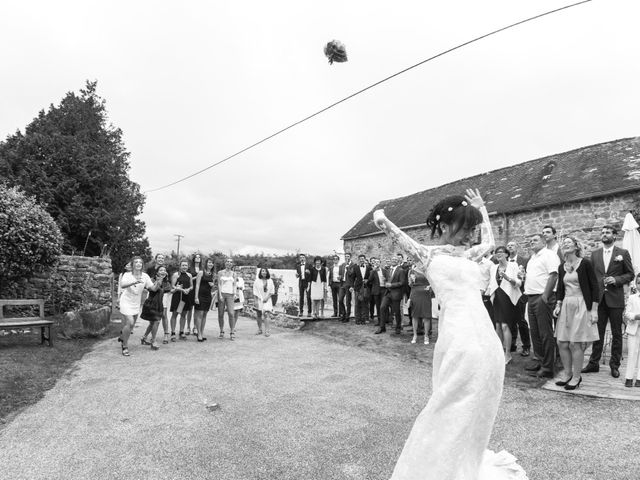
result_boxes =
[624,274,640,387]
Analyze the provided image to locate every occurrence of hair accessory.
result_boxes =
[461,201,468,206]
[435,214,440,221]
[447,207,453,212]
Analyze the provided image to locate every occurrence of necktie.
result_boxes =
[604,249,612,268]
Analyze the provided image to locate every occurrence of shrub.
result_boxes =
[0,184,63,294]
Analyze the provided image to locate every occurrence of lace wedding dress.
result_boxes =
[374,204,528,480]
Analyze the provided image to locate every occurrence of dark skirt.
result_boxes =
[195,288,212,311]
[410,287,432,319]
[492,288,518,330]
[170,291,193,313]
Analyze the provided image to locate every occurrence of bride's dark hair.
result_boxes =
[426,195,483,239]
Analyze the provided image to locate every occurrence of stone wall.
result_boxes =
[344,192,640,260]
[11,255,113,315]
[235,266,257,307]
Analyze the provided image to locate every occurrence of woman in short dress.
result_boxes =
[308,256,327,319]
[169,259,193,341]
[186,253,202,335]
[140,265,171,350]
[119,256,160,356]
[253,267,275,336]
[408,266,433,345]
[193,258,215,342]
[488,246,522,365]
[234,274,245,326]
[553,236,599,390]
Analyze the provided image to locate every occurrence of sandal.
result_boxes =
[163,333,169,345]
[141,337,152,346]
[192,327,198,336]
[170,332,177,342]
[256,330,263,335]
[230,332,235,341]
[179,332,187,340]
[121,345,130,357]
[150,342,160,351]
[219,331,224,339]
[264,332,271,337]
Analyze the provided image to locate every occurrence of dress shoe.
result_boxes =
[581,364,599,374]
[520,348,530,357]
[635,380,640,387]
[510,345,517,353]
[340,318,349,323]
[374,328,385,334]
[525,362,542,372]
[564,376,582,390]
[611,367,620,378]
[555,376,572,387]
[394,329,402,335]
[625,379,633,388]
[529,368,554,378]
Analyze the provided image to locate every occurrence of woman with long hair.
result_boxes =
[169,259,193,341]
[140,265,171,350]
[408,265,433,345]
[234,273,245,327]
[186,253,202,335]
[373,188,527,479]
[552,236,599,390]
[193,257,215,342]
[253,267,275,336]
[488,245,522,364]
[217,258,237,340]
[118,256,160,356]
[309,256,327,319]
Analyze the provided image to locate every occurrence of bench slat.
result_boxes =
[0,320,54,328]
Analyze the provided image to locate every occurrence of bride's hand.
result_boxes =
[373,209,387,229]
[464,188,484,209]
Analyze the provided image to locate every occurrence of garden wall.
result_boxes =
[9,255,113,315]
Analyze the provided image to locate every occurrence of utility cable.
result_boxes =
[144,0,592,193]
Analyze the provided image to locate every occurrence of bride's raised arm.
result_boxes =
[463,188,495,262]
[373,209,438,266]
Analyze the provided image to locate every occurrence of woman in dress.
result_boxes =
[552,237,599,390]
[217,258,237,340]
[488,246,522,364]
[408,265,433,345]
[140,265,171,350]
[119,256,160,356]
[234,273,245,326]
[169,259,193,341]
[186,253,202,335]
[373,188,527,480]
[308,256,327,319]
[623,274,640,387]
[193,258,215,342]
[253,267,275,336]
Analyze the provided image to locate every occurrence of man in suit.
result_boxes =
[338,253,353,322]
[327,255,342,317]
[295,254,312,317]
[582,225,635,378]
[377,255,407,334]
[542,225,563,261]
[352,254,372,325]
[368,257,384,325]
[507,241,531,357]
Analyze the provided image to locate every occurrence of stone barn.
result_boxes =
[342,137,640,261]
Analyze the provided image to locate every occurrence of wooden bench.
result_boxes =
[0,299,54,346]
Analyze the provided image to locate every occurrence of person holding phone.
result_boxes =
[193,258,215,342]
[169,259,193,342]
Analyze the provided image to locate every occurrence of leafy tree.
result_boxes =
[0,183,63,296]
[0,80,150,273]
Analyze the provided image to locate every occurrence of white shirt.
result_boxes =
[360,265,367,278]
[524,248,560,295]
[603,247,613,270]
[332,265,340,282]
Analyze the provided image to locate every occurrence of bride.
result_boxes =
[373,188,527,480]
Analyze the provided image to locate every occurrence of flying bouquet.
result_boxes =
[324,40,348,65]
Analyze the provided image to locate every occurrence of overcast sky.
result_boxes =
[2,0,639,258]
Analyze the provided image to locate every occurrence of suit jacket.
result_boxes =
[384,265,407,301]
[590,246,634,308]
[296,263,310,287]
[368,269,384,296]
[352,264,372,293]
[339,262,354,288]
[556,258,598,311]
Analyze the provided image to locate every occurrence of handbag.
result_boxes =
[141,291,163,321]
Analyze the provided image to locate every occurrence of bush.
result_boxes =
[0,184,63,294]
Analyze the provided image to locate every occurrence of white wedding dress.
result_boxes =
[374,205,528,480]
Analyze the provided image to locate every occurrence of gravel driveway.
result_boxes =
[0,317,638,480]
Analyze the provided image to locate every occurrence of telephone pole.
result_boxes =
[175,234,184,258]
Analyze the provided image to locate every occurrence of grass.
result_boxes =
[0,320,121,424]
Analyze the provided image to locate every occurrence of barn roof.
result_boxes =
[342,137,640,240]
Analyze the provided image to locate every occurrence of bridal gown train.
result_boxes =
[375,206,528,480]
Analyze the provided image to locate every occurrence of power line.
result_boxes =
[144,0,592,194]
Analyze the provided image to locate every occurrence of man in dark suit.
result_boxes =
[377,255,407,334]
[352,254,372,325]
[338,253,353,322]
[295,254,312,317]
[507,241,531,357]
[327,255,342,317]
[368,257,384,325]
[582,225,635,378]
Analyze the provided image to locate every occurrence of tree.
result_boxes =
[0,80,150,272]
[0,183,63,296]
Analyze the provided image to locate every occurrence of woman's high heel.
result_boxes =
[564,376,582,390]
[555,376,572,387]
[411,335,417,344]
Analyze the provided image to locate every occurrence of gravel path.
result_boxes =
[0,317,638,480]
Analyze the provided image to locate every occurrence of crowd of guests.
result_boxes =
[116,254,274,356]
